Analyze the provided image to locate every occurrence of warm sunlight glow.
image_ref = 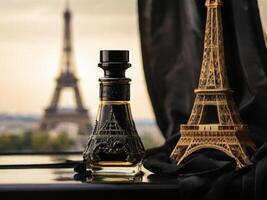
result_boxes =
[0,0,155,119]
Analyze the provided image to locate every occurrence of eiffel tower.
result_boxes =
[39,3,91,134]
[170,0,256,168]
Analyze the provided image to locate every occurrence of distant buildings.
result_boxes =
[0,113,165,150]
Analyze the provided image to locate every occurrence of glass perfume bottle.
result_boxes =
[83,50,145,176]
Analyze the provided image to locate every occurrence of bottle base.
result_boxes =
[87,162,143,176]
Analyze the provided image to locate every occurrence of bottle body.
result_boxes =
[84,101,144,175]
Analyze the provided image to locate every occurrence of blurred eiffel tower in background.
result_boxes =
[39,1,91,134]
[170,0,256,168]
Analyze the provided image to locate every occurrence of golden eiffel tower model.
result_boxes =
[170,0,256,168]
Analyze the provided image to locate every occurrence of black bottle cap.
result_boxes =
[98,50,131,100]
[99,50,131,78]
[100,50,129,63]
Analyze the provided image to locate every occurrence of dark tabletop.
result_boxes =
[0,154,180,199]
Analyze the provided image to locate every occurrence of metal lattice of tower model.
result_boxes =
[39,3,92,134]
[170,0,256,168]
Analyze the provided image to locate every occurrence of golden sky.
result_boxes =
[258,0,267,34]
[0,0,155,119]
[0,0,266,119]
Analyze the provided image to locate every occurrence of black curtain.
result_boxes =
[138,1,267,199]
[138,0,267,145]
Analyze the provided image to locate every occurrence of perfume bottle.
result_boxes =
[83,50,145,176]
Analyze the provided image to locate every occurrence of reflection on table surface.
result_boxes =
[0,154,82,165]
[0,154,179,185]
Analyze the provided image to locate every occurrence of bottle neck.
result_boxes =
[99,101,129,104]
[99,78,131,101]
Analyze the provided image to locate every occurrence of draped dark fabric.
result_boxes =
[144,142,267,200]
[138,0,267,199]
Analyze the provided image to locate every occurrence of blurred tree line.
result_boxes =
[140,131,164,149]
[0,131,74,152]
